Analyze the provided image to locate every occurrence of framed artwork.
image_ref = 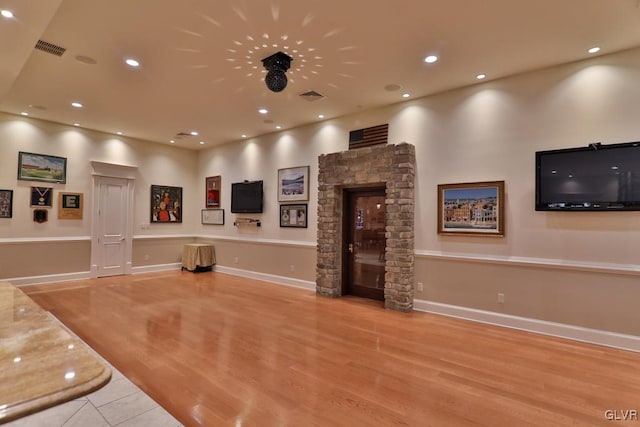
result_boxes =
[201,208,224,225]
[58,192,83,219]
[437,180,505,236]
[280,203,308,228]
[205,175,221,208]
[30,186,53,207]
[278,166,309,202]
[151,185,182,223]
[0,189,13,218]
[18,151,67,184]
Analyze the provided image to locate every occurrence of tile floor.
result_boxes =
[5,316,183,427]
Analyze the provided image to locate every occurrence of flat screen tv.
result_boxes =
[536,141,640,211]
[231,180,263,213]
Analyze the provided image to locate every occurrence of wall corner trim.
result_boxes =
[414,299,640,353]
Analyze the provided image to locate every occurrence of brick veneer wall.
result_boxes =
[316,143,416,311]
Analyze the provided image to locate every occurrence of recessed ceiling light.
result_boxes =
[125,58,140,67]
[318,114,325,119]
[402,93,410,98]
[476,74,487,80]
[424,55,438,64]
[1,10,14,18]
[190,131,198,136]
[170,140,175,144]
[73,123,80,127]
[241,134,247,138]
[199,141,205,145]
[258,108,268,114]
[588,46,601,54]
[20,112,29,116]
[116,131,123,135]
[71,102,83,108]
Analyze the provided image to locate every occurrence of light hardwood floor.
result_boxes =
[22,271,640,426]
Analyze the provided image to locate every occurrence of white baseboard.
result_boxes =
[414,299,640,353]
[131,262,182,274]
[213,265,316,291]
[12,271,93,287]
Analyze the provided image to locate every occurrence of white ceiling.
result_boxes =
[1,0,640,150]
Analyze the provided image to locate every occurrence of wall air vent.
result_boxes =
[34,40,66,56]
[299,90,325,102]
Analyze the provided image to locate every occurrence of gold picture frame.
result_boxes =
[58,192,83,219]
[437,180,505,236]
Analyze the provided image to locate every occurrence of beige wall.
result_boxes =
[2,48,640,338]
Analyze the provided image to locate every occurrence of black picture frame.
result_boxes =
[18,151,67,184]
[151,185,183,223]
[30,186,53,207]
[280,203,308,228]
[0,189,13,218]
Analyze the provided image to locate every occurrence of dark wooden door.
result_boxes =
[344,188,386,301]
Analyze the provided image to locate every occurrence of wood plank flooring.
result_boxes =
[22,271,640,426]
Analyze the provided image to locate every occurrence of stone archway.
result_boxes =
[316,143,416,312]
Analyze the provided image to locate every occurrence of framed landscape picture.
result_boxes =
[437,180,505,236]
[0,189,13,218]
[278,166,309,202]
[18,151,67,184]
[280,203,308,228]
[151,185,182,223]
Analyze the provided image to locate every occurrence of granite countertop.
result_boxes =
[0,282,111,424]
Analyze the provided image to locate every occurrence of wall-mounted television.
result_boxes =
[536,141,640,211]
[231,180,263,213]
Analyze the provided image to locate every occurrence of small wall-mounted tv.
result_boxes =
[231,180,263,213]
[536,141,640,211]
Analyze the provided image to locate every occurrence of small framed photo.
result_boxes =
[151,185,182,223]
[58,192,83,219]
[437,180,505,236]
[278,166,310,202]
[30,186,53,207]
[18,151,67,184]
[205,175,221,208]
[280,204,308,228]
[0,189,13,218]
[202,208,224,225]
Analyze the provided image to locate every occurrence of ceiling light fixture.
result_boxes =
[262,51,293,92]
[170,140,175,144]
[116,131,123,135]
[73,123,80,127]
[318,114,325,119]
[125,58,140,67]
[476,74,487,80]
[258,108,268,114]
[190,131,198,136]
[71,102,83,108]
[1,10,14,18]
[20,112,29,116]
[424,55,438,63]
[241,134,247,138]
[402,93,410,98]
[588,46,601,54]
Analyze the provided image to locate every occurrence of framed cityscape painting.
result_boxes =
[437,180,505,236]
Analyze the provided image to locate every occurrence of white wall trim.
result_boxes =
[133,234,195,240]
[415,249,640,276]
[414,299,640,353]
[213,265,316,291]
[0,236,91,244]
[12,271,92,287]
[132,262,182,274]
[197,234,316,248]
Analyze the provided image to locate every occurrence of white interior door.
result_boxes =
[95,176,132,277]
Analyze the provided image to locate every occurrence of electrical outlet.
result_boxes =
[416,282,424,291]
[497,293,505,303]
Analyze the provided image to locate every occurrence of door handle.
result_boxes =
[348,243,354,253]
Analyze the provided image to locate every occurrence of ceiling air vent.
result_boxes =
[35,40,66,56]
[298,90,325,102]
